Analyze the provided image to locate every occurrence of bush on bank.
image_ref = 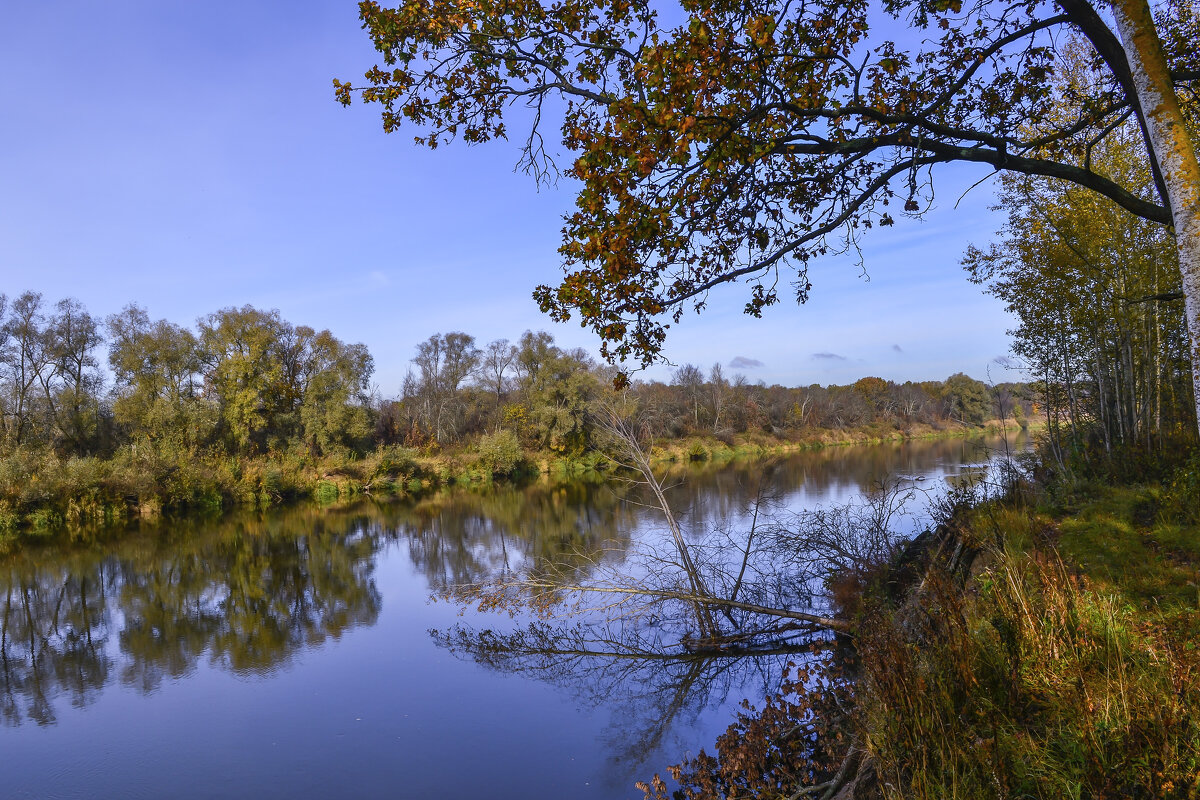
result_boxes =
[0,422,1030,552]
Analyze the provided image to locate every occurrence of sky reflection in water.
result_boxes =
[0,435,1021,799]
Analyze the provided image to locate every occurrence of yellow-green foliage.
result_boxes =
[0,423,1033,549]
[370,445,422,481]
[314,481,340,505]
[474,429,524,476]
[862,494,1200,799]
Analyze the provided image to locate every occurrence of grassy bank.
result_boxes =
[0,442,532,551]
[647,418,1030,465]
[859,475,1200,797]
[0,419,1028,553]
[655,449,1200,800]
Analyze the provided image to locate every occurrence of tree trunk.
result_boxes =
[1111,0,1200,438]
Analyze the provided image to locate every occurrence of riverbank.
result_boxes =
[646,418,1029,465]
[860,473,1200,797]
[0,419,1029,553]
[655,453,1200,799]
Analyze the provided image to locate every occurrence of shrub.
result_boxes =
[314,481,340,504]
[0,502,18,536]
[1162,449,1200,525]
[261,467,283,497]
[475,430,524,477]
[374,444,421,479]
[27,507,63,532]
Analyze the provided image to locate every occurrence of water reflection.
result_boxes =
[424,435,1021,766]
[0,478,648,727]
[396,480,638,589]
[434,621,817,767]
[0,518,383,725]
[0,563,112,725]
[0,433,1020,780]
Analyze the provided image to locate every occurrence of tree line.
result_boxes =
[0,294,374,460]
[966,90,1198,468]
[381,331,1023,456]
[0,291,1023,466]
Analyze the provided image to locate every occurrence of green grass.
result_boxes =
[859,481,1200,799]
[1051,488,1200,614]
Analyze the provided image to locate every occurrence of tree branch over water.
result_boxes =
[426,405,933,773]
[431,403,936,711]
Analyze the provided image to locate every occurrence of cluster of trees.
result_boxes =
[642,370,1018,436]
[0,290,1021,470]
[966,84,1197,462]
[382,327,1021,455]
[0,293,374,459]
[380,330,612,454]
[1,288,1032,490]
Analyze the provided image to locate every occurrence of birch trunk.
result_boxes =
[1111,0,1200,437]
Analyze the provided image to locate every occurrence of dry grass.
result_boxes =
[861,487,1200,799]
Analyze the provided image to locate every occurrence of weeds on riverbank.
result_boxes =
[863,507,1200,798]
[647,445,1200,800]
[0,442,529,550]
[0,422,1024,551]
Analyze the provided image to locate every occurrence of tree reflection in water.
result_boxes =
[0,562,114,726]
[433,620,824,767]
[425,434,1015,767]
[1,509,383,725]
[397,479,638,590]
[0,433,1014,769]
[0,477,638,728]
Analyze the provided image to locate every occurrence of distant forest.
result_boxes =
[0,290,1026,464]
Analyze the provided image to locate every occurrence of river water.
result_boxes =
[0,434,1022,799]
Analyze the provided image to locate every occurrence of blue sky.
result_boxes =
[0,0,1019,394]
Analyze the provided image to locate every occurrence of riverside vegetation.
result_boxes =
[332,1,1200,794]
[625,140,1200,796]
[407,129,1200,793]
[0,292,1028,549]
[635,437,1200,799]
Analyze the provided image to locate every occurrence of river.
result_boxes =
[0,434,1023,799]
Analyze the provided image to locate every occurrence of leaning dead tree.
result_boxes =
[440,407,929,657]
[435,408,924,797]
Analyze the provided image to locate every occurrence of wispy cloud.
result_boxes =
[991,355,1019,369]
[368,270,390,288]
[729,356,764,369]
[812,352,847,361]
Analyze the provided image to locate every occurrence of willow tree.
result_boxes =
[337,0,1200,431]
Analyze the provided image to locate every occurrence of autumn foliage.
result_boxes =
[338,0,1199,372]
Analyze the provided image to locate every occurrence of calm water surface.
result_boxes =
[0,435,1021,799]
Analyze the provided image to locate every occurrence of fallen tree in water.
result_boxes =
[439,413,1200,798]
[438,409,920,652]
[642,464,1200,800]
[432,407,929,783]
